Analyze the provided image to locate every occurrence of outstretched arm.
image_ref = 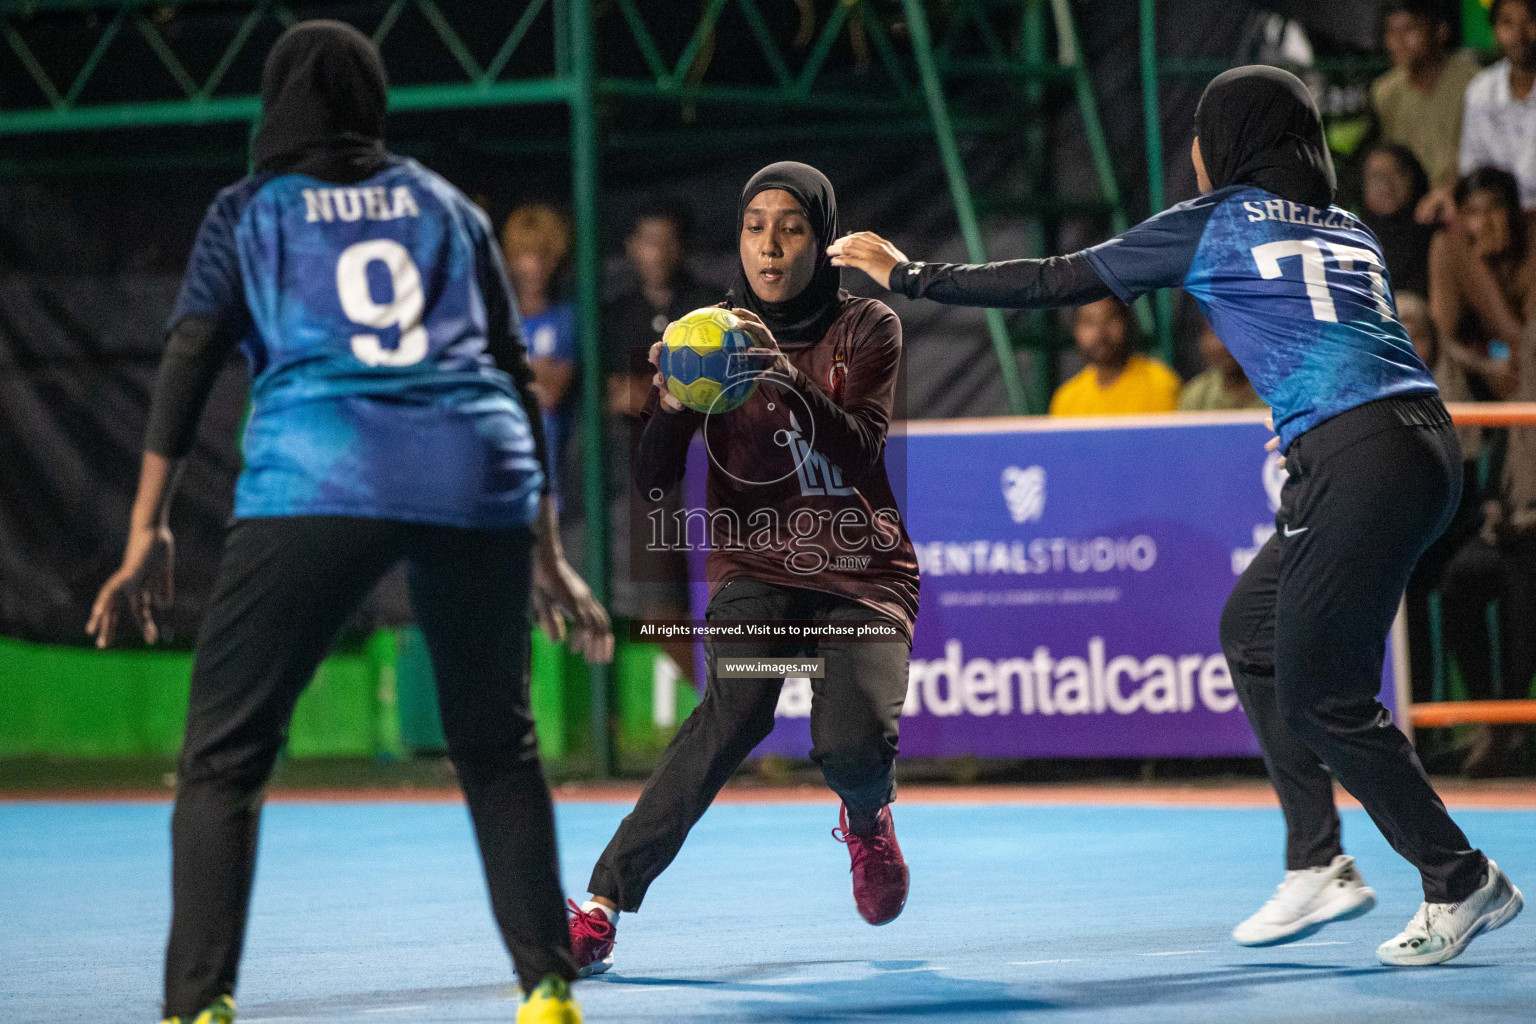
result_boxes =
[830,232,1118,309]
[831,198,1215,311]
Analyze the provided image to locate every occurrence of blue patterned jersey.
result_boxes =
[1083,185,1437,448]
[171,157,543,527]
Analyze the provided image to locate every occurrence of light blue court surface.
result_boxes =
[3,800,1533,1023]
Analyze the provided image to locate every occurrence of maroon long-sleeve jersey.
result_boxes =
[635,296,920,638]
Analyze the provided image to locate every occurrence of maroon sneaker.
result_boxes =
[566,898,616,977]
[832,804,909,925]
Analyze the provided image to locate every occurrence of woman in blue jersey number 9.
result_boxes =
[87,22,600,1024]
[831,65,1522,966]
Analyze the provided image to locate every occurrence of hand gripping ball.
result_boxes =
[658,307,760,414]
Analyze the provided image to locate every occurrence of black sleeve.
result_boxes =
[143,315,239,458]
[890,252,1112,309]
[476,221,553,494]
[633,387,702,498]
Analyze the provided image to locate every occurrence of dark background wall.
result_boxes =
[0,0,1388,644]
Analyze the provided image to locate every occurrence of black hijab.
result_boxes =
[1195,65,1336,210]
[251,20,389,183]
[727,161,846,346]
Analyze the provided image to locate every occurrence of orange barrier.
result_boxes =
[1444,401,1536,426]
[1410,700,1536,728]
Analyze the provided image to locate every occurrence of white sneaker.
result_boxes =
[1232,854,1377,946]
[1376,860,1523,966]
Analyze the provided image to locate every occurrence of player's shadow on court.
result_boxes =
[597,956,882,986]
[684,959,1494,1020]
[236,959,1498,1021]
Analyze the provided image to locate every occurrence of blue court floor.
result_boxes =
[2,798,1532,1023]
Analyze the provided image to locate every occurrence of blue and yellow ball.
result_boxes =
[658,307,759,414]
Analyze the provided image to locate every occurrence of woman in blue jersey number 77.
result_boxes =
[831,65,1522,966]
[87,22,600,1024]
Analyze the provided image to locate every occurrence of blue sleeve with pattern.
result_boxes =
[169,182,258,337]
[1081,188,1234,303]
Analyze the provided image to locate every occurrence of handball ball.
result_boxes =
[658,307,759,414]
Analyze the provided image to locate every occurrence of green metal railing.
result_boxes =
[0,0,576,134]
[0,0,1136,404]
[896,0,1136,413]
[1,0,1385,400]
[568,0,609,778]
[0,0,1152,770]
[0,0,939,137]
[903,0,1027,415]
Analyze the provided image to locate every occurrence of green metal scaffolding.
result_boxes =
[0,0,1141,774]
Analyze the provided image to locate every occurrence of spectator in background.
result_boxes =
[1400,290,1478,408]
[605,202,717,418]
[1179,318,1265,411]
[1400,290,1482,503]
[1437,324,1536,775]
[1361,143,1435,295]
[603,201,715,675]
[502,205,577,489]
[1372,0,1480,223]
[1048,296,1180,416]
[1459,0,1536,211]
[1429,167,1535,400]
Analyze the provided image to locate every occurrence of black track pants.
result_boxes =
[1220,396,1488,903]
[1224,533,1345,871]
[163,516,575,1018]
[588,578,910,912]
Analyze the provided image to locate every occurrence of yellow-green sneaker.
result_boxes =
[516,975,582,1024]
[159,995,235,1024]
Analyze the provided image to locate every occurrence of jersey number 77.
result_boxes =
[1251,238,1394,324]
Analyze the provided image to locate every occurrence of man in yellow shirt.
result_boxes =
[1048,296,1181,416]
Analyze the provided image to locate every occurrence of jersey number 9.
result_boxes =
[336,239,429,367]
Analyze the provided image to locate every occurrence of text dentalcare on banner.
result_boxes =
[684,413,1398,758]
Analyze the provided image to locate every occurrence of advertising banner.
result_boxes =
[687,413,1399,759]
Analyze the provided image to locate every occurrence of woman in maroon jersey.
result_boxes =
[565,162,920,976]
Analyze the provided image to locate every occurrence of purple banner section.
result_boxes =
[684,413,1398,758]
